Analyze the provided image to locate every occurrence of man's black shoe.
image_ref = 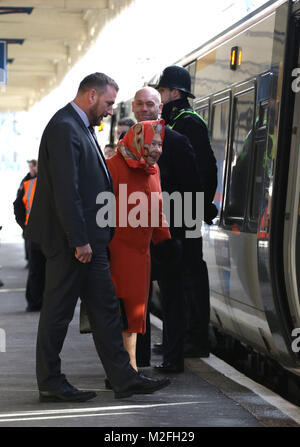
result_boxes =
[114,374,170,399]
[39,382,97,403]
[154,361,184,373]
[152,342,163,355]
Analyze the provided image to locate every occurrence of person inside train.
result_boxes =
[105,120,182,381]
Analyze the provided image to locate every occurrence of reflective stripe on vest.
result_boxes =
[168,109,208,129]
[168,108,211,141]
[22,178,37,225]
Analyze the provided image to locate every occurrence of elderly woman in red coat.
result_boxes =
[106,120,171,372]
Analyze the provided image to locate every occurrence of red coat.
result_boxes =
[106,153,170,334]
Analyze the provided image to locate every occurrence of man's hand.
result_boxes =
[75,244,93,263]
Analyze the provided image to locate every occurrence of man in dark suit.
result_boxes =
[26,73,170,402]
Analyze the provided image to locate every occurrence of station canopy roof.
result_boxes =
[0,0,133,112]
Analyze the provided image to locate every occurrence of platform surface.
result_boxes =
[0,241,299,429]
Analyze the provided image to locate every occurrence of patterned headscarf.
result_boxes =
[117,120,165,175]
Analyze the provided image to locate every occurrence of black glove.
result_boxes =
[204,202,218,225]
[152,238,183,267]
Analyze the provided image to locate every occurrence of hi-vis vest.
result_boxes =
[168,108,208,129]
[22,178,37,225]
[168,108,211,140]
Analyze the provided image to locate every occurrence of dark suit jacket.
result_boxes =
[26,103,113,258]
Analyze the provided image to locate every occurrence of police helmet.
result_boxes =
[156,65,195,99]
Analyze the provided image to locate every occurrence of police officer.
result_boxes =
[155,66,218,365]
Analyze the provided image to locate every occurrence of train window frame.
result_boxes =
[185,61,196,98]
[194,97,210,128]
[248,100,270,229]
[223,81,257,229]
[210,91,232,221]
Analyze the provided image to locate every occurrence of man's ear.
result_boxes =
[89,88,97,104]
[171,88,181,100]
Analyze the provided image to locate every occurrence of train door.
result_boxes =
[259,1,300,366]
[282,7,300,349]
[197,91,240,336]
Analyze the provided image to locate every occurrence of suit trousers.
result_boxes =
[25,241,46,309]
[36,244,137,392]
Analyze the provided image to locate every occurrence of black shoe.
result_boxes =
[39,382,97,403]
[0,280,4,288]
[114,374,170,399]
[154,361,184,373]
[152,342,163,355]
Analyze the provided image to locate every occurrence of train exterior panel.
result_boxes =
[181,0,300,373]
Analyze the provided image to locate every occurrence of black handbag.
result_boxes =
[79,298,128,334]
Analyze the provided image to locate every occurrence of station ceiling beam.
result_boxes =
[0,0,134,112]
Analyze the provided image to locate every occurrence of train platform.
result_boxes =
[0,241,299,431]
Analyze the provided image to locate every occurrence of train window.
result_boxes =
[211,99,230,216]
[186,62,196,96]
[250,102,271,223]
[196,106,209,125]
[225,89,255,221]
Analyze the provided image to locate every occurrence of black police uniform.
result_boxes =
[160,97,218,360]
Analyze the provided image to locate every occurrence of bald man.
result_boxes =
[132,87,203,372]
